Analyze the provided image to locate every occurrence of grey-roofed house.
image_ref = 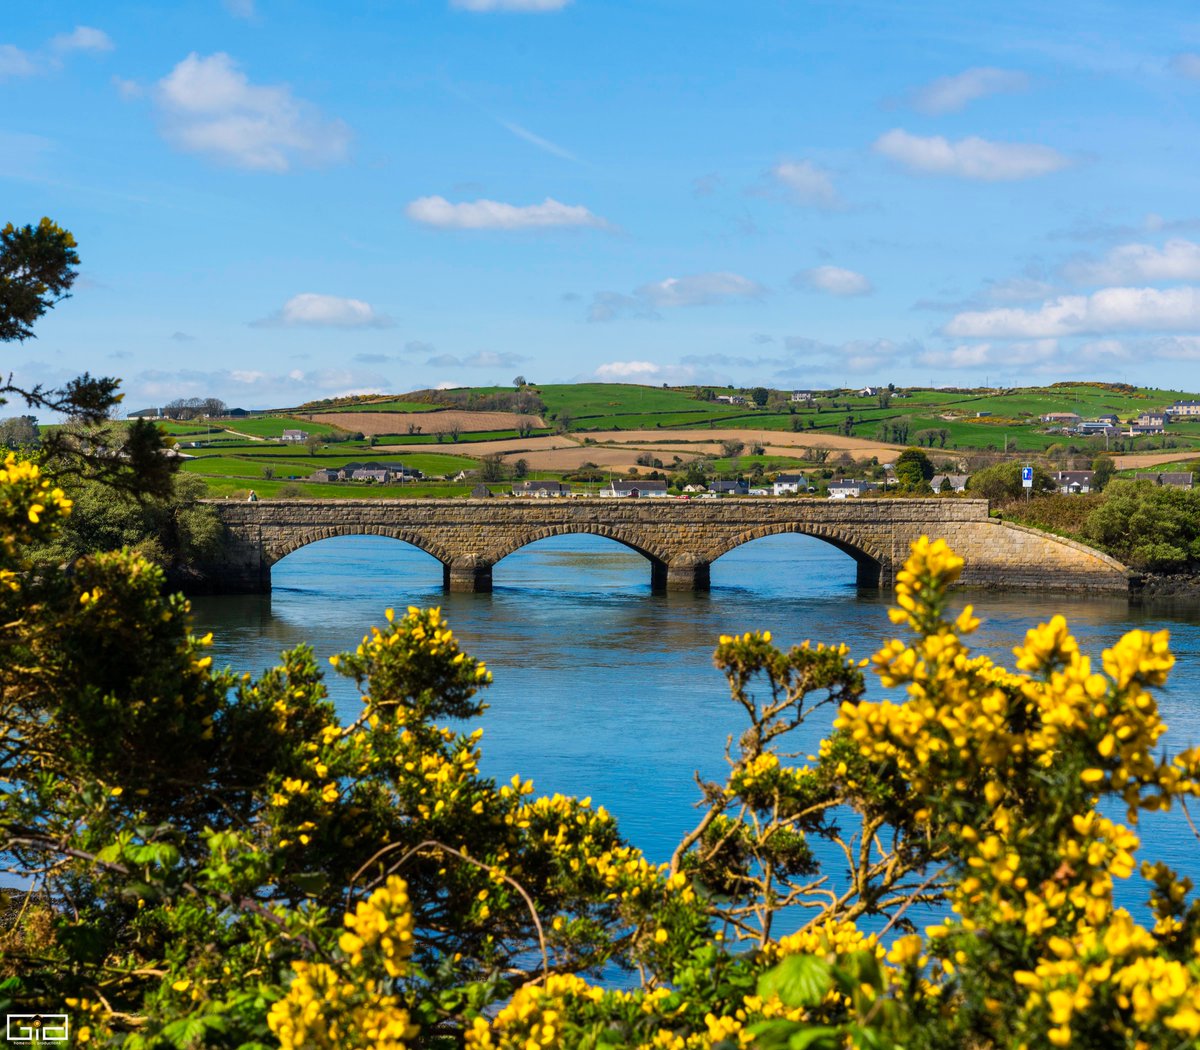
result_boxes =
[710,479,749,496]
[1053,470,1094,494]
[772,472,807,495]
[827,479,876,499]
[1134,471,1194,489]
[511,480,571,497]
[600,479,669,498]
[931,473,968,493]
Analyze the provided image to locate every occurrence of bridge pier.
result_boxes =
[444,556,493,593]
[654,554,711,592]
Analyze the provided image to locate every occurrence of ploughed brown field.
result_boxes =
[311,410,547,435]
[373,428,904,472]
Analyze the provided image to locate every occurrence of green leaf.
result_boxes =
[788,1026,842,1050]
[757,954,834,1008]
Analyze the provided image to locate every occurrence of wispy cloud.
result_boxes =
[130,366,392,408]
[222,0,258,19]
[874,128,1070,181]
[909,67,1028,114]
[155,52,351,171]
[406,195,607,230]
[496,118,577,161]
[51,26,114,53]
[427,350,528,368]
[793,265,872,297]
[1171,53,1200,79]
[1,26,112,79]
[589,272,765,322]
[770,160,841,208]
[253,293,393,328]
[450,0,571,10]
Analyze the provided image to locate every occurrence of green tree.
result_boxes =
[966,461,1054,501]
[1082,480,1200,570]
[893,448,934,489]
[750,386,770,407]
[1092,455,1116,490]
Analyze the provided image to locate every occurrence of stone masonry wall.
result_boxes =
[197,498,1131,595]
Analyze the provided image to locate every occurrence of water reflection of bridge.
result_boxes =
[197,498,1130,595]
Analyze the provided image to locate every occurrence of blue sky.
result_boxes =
[6,0,1200,409]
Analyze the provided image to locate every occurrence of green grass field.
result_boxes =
[195,477,476,499]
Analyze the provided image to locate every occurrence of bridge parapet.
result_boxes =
[194,498,1130,596]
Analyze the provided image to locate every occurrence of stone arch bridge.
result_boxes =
[196,498,1130,595]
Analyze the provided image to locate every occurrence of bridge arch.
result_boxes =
[712,523,889,587]
[488,524,672,568]
[265,524,454,569]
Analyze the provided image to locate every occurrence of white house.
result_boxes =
[600,479,670,498]
[827,479,875,499]
[1053,470,1094,494]
[511,480,571,497]
[930,474,968,493]
[772,472,807,496]
[281,429,309,443]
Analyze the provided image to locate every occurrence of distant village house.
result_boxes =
[511,480,571,498]
[600,479,669,498]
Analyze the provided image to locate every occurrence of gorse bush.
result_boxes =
[3,452,1200,1048]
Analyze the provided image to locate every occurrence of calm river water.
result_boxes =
[191,534,1200,916]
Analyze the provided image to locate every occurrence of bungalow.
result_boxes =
[1041,412,1081,425]
[790,390,816,403]
[308,468,341,483]
[1053,470,1094,494]
[281,429,309,443]
[857,386,879,398]
[710,479,749,496]
[1134,471,1194,489]
[126,407,161,419]
[772,472,807,496]
[931,473,968,493]
[714,394,748,406]
[827,479,876,499]
[511,480,571,497]
[600,479,670,498]
[351,468,391,483]
[1125,423,1166,436]
[1077,420,1119,435]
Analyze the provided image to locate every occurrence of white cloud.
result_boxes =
[637,272,764,308]
[0,44,37,78]
[451,0,571,10]
[1065,239,1200,285]
[910,67,1028,114]
[771,160,840,208]
[1172,53,1200,79]
[593,360,698,383]
[129,366,391,408]
[223,0,258,18]
[945,286,1200,338]
[794,265,872,297]
[51,26,114,53]
[588,272,765,322]
[917,340,1057,369]
[155,52,350,172]
[874,128,1069,181]
[112,75,142,99]
[254,293,393,328]
[405,195,605,230]
[426,351,528,368]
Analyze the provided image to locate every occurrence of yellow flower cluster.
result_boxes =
[340,875,416,978]
[0,453,72,590]
[269,877,418,1048]
[267,959,419,1050]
